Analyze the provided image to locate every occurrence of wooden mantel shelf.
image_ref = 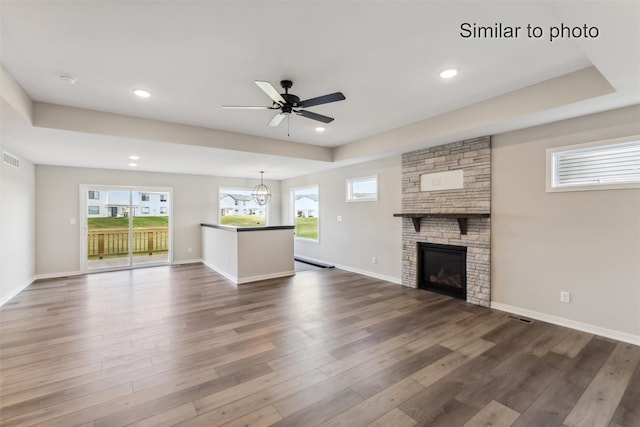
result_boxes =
[393,213,490,234]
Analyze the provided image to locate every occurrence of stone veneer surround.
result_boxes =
[401,136,491,306]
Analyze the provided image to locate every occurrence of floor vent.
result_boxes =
[2,151,20,168]
[508,315,534,324]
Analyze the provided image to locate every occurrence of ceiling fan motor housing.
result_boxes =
[281,93,300,108]
[279,80,300,109]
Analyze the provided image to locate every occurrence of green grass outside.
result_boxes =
[220,215,266,226]
[87,216,169,229]
[295,217,318,240]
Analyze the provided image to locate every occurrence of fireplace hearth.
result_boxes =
[417,242,467,300]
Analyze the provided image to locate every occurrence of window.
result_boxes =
[141,207,150,214]
[160,207,167,214]
[88,191,100,200]
[346,175,378,202]
[160,194,167,202]
[88,206,100,215]
[219,188,266,226]
[547,136,640,192]
[141,193,150,201]
[293,185,319,241]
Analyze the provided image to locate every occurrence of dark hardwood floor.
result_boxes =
[0,264,638,426]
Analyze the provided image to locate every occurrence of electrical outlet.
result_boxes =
[372,256,377,264]
[337,215,343,222]
[560,291,571,303]
[187,247,192,253]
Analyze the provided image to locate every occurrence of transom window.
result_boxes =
[547,136,640,192]
[346,175,378,202]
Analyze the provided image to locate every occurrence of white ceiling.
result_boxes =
[1,1,639,179]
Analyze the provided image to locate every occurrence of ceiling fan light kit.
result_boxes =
[223,80,345,133]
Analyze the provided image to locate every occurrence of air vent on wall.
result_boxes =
[3,151,20,168]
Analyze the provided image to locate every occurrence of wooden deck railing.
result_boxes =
[88,227,169,259]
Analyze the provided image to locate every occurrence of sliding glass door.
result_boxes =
[81,186,171,272]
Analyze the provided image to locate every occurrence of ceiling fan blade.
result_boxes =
[268,113,286,127]
[296,110,334,124]
[298,92,345,108]
[222,106,272,109]
[255,81,286,105]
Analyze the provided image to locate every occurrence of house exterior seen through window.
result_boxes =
[219,188,266,226]
[293,185,319,241]
[86,191,170,217]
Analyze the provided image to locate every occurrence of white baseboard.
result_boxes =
[202,260,294,284]
[237,271,296,284]
[334,263,402,284]
[490,302,640,346]
[0,277,34,307]
[295,254,402,285]
[173,258,203,265]
[201,260,237,283]
[34,271,83,280]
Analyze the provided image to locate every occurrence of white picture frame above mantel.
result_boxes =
[420,170,464,192]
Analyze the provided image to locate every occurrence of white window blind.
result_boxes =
[548,138,640,191]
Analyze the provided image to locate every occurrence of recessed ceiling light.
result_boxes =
[128,162,137,167]
[440,69,458,79]
[129,155,139,160]
[315,127,326,133]
[133,89,151,98]
[59,75,77,85]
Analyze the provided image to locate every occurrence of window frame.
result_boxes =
[88,190,100,200]
[88,206,100,215]
[546,135,640,193]
[346,175,379,202]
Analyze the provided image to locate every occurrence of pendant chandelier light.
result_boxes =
[252,171,271,206]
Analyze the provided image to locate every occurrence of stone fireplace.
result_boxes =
[399,136,491,307]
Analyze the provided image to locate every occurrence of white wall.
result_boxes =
[0,154,36,304]
[35,166,281,276]
[491,105,640,342]
[281,155,402,282]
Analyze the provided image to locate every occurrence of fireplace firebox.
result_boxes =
[417,242,467,300]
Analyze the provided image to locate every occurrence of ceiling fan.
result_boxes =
[222,80,345,128]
